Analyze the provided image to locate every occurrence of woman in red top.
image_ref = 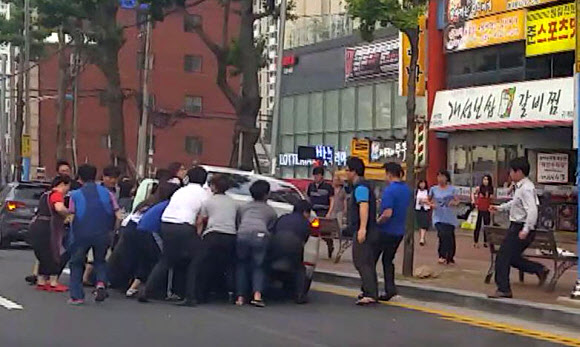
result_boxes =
[29,175,71,292]
[472,175,494,248]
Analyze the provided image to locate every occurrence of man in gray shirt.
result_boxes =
[489,157,549,299]
[236,180,278,307]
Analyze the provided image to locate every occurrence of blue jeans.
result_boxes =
[69,239,109,300]
[236,233,269,297]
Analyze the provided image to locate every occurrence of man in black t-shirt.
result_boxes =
[306,167,335,258]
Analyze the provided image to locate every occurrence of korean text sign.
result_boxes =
[445,10,525,52]
[526,3,575,57]
[430,77,574,131]
[537,153,569,184]
[447,0,558,23]
[345,38,399,82]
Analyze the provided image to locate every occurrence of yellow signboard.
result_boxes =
[400,16,426,97]
[526,3,576,57]
[577,0,580,71]
[447,0,558,23]
[445,10,526,52]
[21,135,30,158]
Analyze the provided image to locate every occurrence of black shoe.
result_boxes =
[25,275,37,285]
[94,287,108,302]
[488,290,513,299]
[378,293,397,302]
[327,245,334,259]
[295,296,308,305]
[175,299,198,307]
[537,268,550,286]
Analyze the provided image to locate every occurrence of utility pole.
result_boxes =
[269,0,288,175]
[71,49,80,174]
[136,16,152,179]
[571,0,580,300]
[0,54,7,186]
[23,0,30,133]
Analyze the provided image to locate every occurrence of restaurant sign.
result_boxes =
[444,10,525,52]
[526,3,576,57]
[279,150,347,167]
[430,77,574,131]
[537,153,569,184]
[345,37,399,82]
[447,0,558,23]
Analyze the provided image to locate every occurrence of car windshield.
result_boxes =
[15,185,47,201]
[207,172,303,205]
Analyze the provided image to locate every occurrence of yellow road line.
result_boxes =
[313,284,580,347]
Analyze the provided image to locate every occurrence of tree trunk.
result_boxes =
[102,61,127,173]
[402,28,419,277]
[55,29,69,161]
[14,55,24,181]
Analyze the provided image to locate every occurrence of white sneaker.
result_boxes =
[126,288,138,298]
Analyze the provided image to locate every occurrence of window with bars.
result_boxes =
[184,95,202,114]
[184,55,202,72]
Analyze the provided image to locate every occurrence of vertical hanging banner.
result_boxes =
[400,16,426,97]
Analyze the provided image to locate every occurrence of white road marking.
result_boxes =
[0,295,23,310]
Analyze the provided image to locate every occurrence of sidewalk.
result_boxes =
[316,229,578,307]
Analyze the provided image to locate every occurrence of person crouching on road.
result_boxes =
[345,156,379,306]
[68,164,121,305]
[235,180,278,307]
[197,174,238,302]
[28,175,72,292]
[142,167,209,307]
[269,200,312,304]
[375,162,411,302]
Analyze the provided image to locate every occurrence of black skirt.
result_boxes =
[415,209,430,230]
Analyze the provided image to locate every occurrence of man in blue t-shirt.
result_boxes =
[376,162,411,302]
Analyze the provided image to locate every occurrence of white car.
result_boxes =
[133,165,321,293]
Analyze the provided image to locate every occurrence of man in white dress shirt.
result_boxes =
[489,157,549,299]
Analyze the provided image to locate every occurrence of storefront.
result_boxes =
[431,77,577,231]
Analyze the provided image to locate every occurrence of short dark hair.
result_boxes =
[346,156,365,177]
[250,180,270,201]
[509,157,530,176]
[118,178,134,199]
[187,166,208,185]
[209,174,231,194]
[155,168,171,182]
[51,174,71,188]
[384,162,403,178]
[78,164,97,182]
[56,160,71,172]
[312,167,324,176]
[437,170,451,183]
[293,200,312,214]
[167,162,184,177]
[103,165,121,178]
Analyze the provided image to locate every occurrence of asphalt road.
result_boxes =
[0,248,573,347]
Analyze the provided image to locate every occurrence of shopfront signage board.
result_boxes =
[345,37,399,82]
[444,10,525,52]
[430,77,574,131]
[537,152,569,184]
[278,149,347,167]
[400,16,426,97]
[526,3,575,57]
[447,0,558,23]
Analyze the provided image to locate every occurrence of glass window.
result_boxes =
[324,90,339,131]
[375,83,392,130]
[357,85,373,130]
[184,13,202,33]
[310,92,324,132]
[553,51,574,78]
[185,136,203,155]
[447,51,473,76]
[471,145,496,187]
[525,55,551,81]
[184,95,202,114]
[280,97,294,135]
[451,146,471,187]
[474,50,497,73]
[281,167,294,178]
[281,135,294,152]
[184,55,202,72]
[497,145,518,187]
[295,94,309,133]
[340,132,355,155]
[393,94,406,129]
[340,88,356,131]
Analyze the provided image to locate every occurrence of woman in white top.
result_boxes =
[415,180,430,246]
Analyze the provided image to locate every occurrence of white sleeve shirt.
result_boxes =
[498,177,539,233]
[161,184,209,225]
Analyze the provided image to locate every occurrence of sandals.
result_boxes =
[356,297,377,306]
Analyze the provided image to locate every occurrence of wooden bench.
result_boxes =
[484,226,578,292]
[317,217,353,263]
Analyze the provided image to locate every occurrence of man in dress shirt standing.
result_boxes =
[489,157,549,299]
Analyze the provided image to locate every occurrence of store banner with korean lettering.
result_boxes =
[345,38,399,82]
[537,153,569,184]
[430,77,574,131]
[445,10,525,52]
[400,16,426,97]
[526,3,575,57]
[447,0,558,23]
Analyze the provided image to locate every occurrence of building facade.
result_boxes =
[38,1,239,177]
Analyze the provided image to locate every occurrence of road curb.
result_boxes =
[314,269,580,329]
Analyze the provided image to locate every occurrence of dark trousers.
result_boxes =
[199,232,236,297]
[474,210,491,244]
[315,209,334,257]
[30,221,60,276]
[435,223,456,262]
[145,223,202,301]
[495,222,545,294]
[269,233,307,301]
[374,234,404,296]
[352,231,378,300]
[135,232,161,283]
[236,233,269,296]
[69,238,109,300]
